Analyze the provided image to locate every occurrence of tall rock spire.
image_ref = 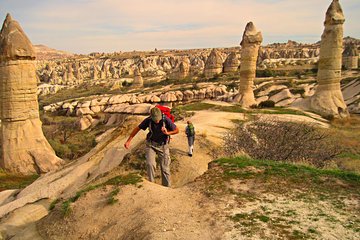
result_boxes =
[310,0,349,118]
[0,14,64,174]
[234,22,263,107]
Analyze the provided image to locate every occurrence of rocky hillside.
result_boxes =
[33,44,73,60]
[35,37,359,97]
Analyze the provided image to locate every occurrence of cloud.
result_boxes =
[0,0,358,53]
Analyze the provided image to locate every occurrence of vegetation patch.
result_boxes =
[215,156,360,185]
[41,112,117,160]
[107,188,120,205]
[174,102,246,113]
[0,169,39,191]
[57,173,142,216]
[330,115,360,173]
[39,83,112,108]
[223,120,339,167]
[197,156,360,239]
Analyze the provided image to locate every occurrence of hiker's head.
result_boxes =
[187,120,192,125]
[150,107,162,123]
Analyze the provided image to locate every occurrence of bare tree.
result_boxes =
[224,119,340,167]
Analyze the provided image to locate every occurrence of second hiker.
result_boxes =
[185,120,195,157]
[124,107,179,187]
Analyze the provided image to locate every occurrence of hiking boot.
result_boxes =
[188,153,192,157]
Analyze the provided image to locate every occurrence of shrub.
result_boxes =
[256,69,276,78]
[226,81,238,92]
[258,100,275,108]
[223,119,341,167]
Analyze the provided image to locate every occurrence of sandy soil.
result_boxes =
[38,108,241,240]
[36,106,358,240]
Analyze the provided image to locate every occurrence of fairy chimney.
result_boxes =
[0,14,64,174]
[342,43,359,70]
[234,22,263,107]
[204,49,223,79]
[132,66,143,88]
[310,0,349,118]
[223,52,240,73]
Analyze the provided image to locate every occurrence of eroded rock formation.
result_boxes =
[234,22,263,107]
[0,14,63,174]
[310,0,349,118]
[342,43,359,70]
[177,58,190,79]
[223,52,240,73]
[204,49,223,78]
[132,66,143,88]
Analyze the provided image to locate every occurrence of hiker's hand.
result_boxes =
[161,127,168,135]
[124,141,131,149]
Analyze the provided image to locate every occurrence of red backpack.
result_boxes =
[155,105,175,122]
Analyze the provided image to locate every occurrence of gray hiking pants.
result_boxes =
[187,136,195,155]
[145,141,171,187]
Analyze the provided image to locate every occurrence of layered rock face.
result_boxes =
[342,43,359,70]
[310,0,349,118]
[0,14,63,174]
[223,52,240,73]
[204,49,223,78]
[234,22,263,107]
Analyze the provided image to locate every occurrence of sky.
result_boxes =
[0,0,359,54]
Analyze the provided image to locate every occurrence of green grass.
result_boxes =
[174,102,246,113]
[49,199,60,210]
[176,102,307,117]
[0,170,39,191]
[215,156,360,184]
[337,153,360,160]
[218,156,360,239]
[107,188,120,205]
[103,173,143,186]
[253,107,308,116]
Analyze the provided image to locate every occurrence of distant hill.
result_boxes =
[315,36,360,46]
[343,36,360,45]
[33,44,73,60]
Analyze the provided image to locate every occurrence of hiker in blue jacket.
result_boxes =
[124,107,179,187]
[185,120,195,157]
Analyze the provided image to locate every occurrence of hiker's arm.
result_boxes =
[162,126,179,136]
[124,126,141,149]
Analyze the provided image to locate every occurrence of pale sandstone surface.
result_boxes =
[310,0,349,118]
[204,48,223,79]
[223,52,240,73]
[234,22,263,107]
[0,14,63,174]
[132,66,143,88]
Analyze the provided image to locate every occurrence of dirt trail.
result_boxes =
[11,103,334,239]
[36,108,243,240]
[171,109,245,187]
